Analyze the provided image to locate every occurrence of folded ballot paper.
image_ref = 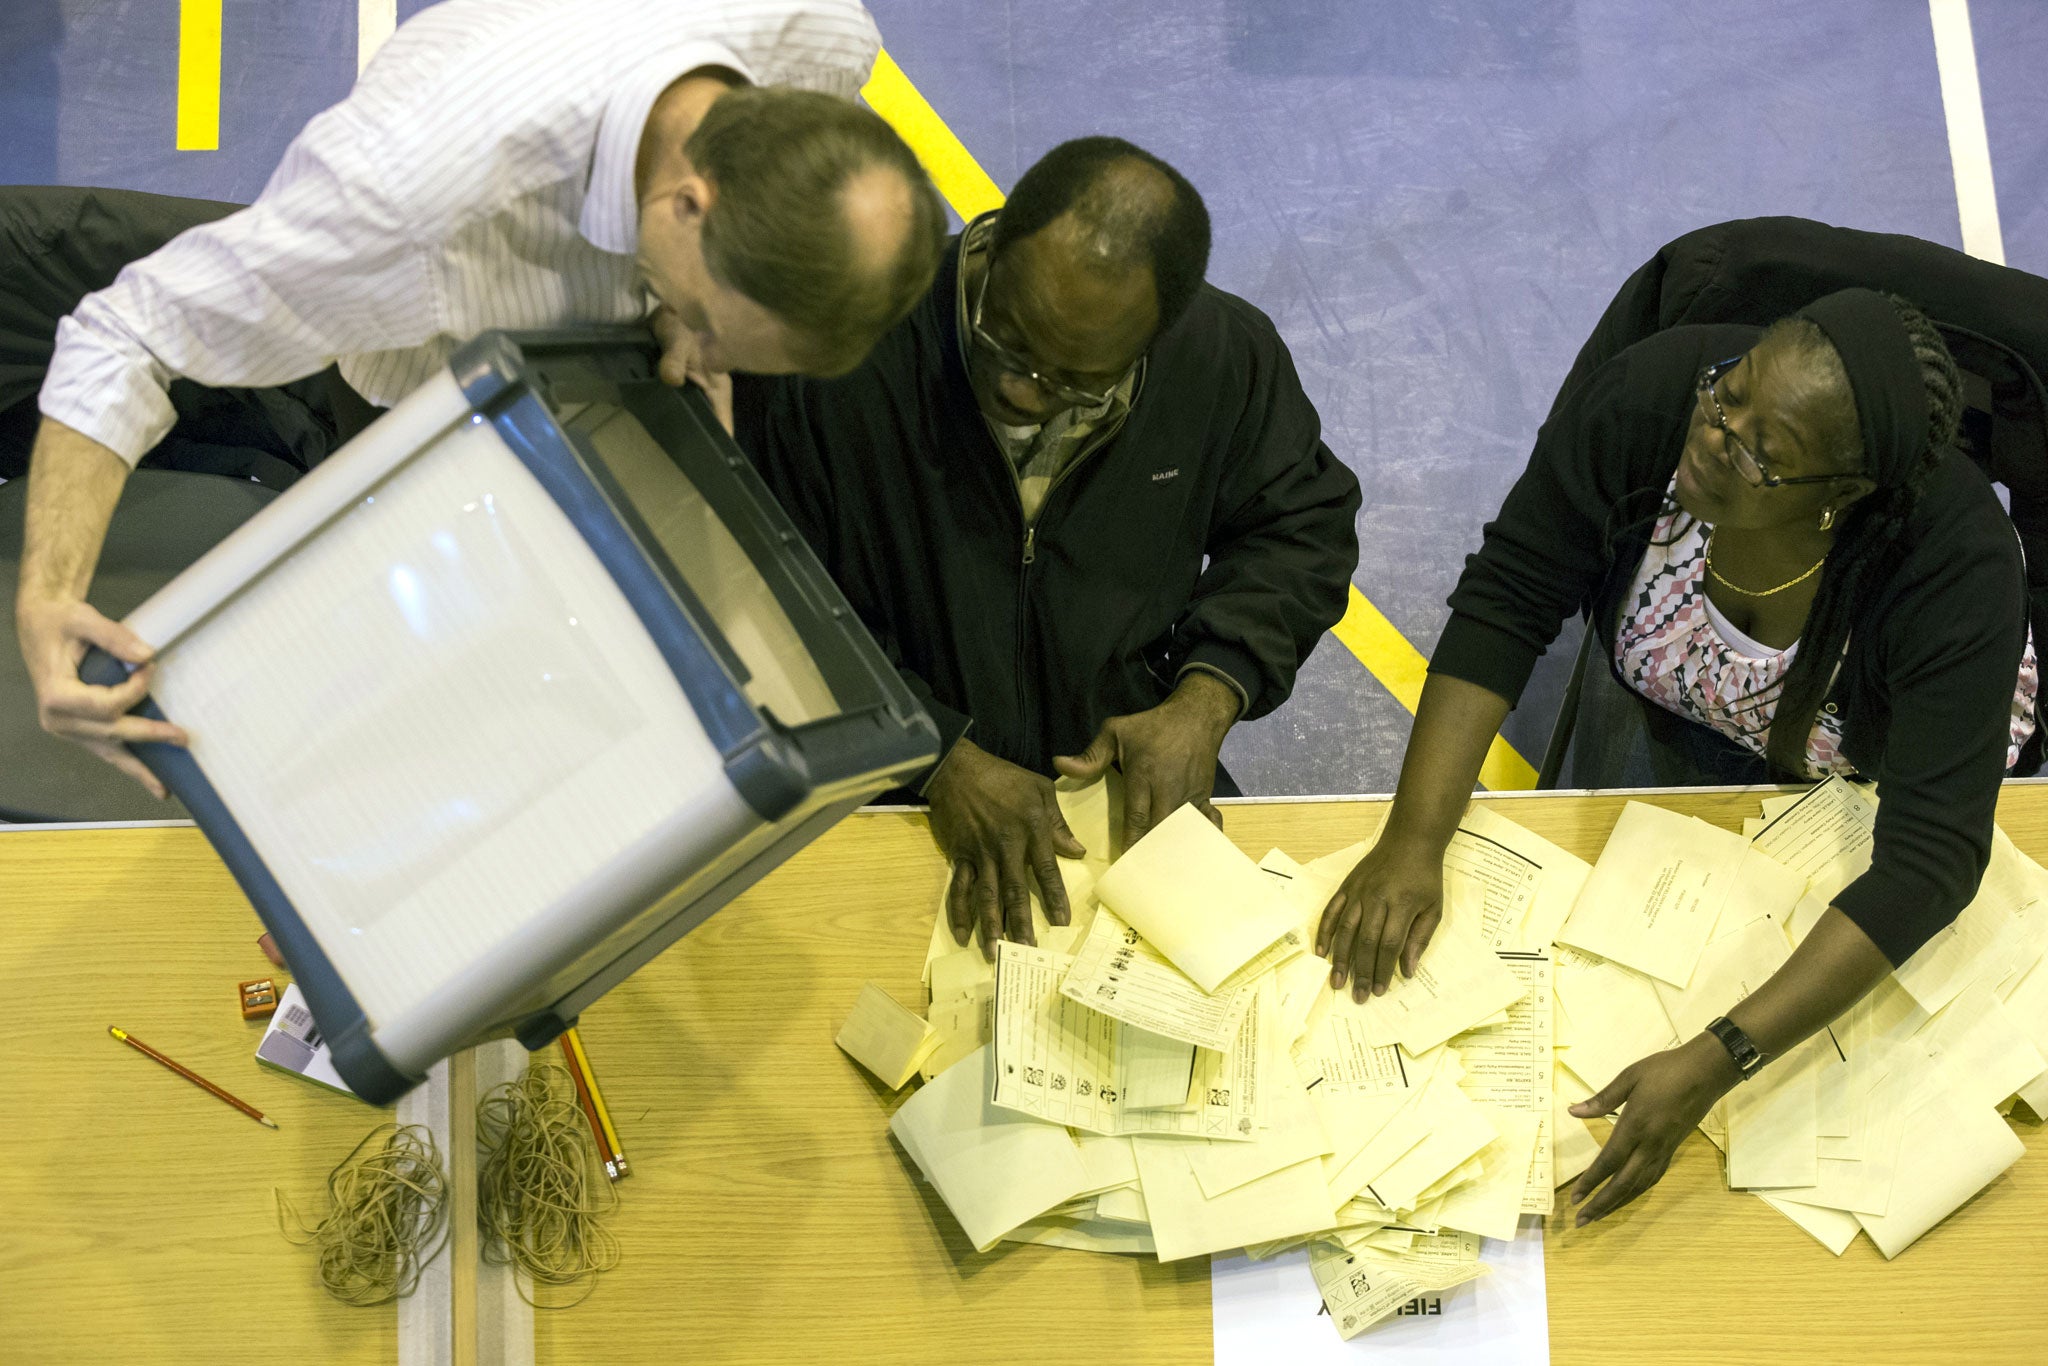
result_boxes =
[880,785,1589,1341]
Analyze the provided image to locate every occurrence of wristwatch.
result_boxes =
[1704,1016,1764,1081]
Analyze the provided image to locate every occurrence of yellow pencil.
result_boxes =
[109,1025,278,1128]
[564,1026,628,1178]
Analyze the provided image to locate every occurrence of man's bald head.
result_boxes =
[682,86,946,375]
[991,137,1211,338]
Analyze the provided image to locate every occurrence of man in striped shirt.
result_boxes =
[15,0,944,795]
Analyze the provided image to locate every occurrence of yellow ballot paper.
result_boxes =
[1725,1035,1824,1190]
[1448,803,1593,952]
[1451,952,1554,1210]
[1916,983,2048,1111]
[1552,1096,1600,1188]
[835,981,941,1089]
[1258,849,1339,917]
[1994,957,2048,1113]
[1001,1215,1156,1256]
[1750,775,1876,903]
[1363,1071,1500,1213]
[1854,1080,2025,1258]
[1561,802,1801,987]
[1093,804,1299,992]
[1132,1140,1335,1262]
[1554,945,1677,1092]
[1329,891,1528,1054]
[1188,1060,1334,1199]
[989,942,1259,1139]
[1760,1192,1863,1256]
[1560,802,1729,986]
[1309,1237,1487,1340]
[1073,1132,1139,1195]
[1096,1184,1147,1224]
[889,1047,1093,1252]
[1120,1026,1198,1109]
[1655,912,1793,1043]
[1893,828,2038,1015]
[1296,1009,1413,1096]
[921,960,992,1083]
[1433,1106,1542,1241]
[1059,907,1255,1051]
[1324,1088,1436,1208]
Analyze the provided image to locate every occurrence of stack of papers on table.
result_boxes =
[1554,778,2046,1259]
[878,775,2048,1344]
[887,792,1592,1342]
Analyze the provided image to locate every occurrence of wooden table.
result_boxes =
[6,788,2048,1364]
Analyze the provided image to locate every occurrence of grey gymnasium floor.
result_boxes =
[5,0,2044,796]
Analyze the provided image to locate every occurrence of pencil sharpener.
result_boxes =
[240,977,280,1020]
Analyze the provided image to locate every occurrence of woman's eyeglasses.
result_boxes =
[1697,356,1858,489]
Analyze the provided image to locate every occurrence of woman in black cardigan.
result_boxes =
[1316,288,2034,1226]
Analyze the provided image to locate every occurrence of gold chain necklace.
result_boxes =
[1703,529,1828,597]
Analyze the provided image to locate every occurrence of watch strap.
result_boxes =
[1705,1015,1763,1080]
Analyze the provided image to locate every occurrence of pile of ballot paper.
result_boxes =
[1555,778,2048,1259]
[835,776,2048,1341]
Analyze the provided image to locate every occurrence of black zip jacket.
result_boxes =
[0,185,375,484]
[1436,323,2030,964]
[732,236,1361,789]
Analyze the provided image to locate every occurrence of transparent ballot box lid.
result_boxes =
[90,329,937,1103]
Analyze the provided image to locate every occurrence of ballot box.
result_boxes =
[88,328,938,1103]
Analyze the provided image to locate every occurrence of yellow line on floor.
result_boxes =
[1331,587,1538,791]
[176,0,222,151]
[862,52,1536,792]
[861,49,1004,220]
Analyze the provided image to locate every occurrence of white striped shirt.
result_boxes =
[40,0,881,465]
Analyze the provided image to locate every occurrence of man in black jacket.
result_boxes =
[733,137,1361,954]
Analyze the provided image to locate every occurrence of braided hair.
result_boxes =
[1761,294,1965,775]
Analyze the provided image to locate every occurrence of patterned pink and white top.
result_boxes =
[1614,489,2040,779]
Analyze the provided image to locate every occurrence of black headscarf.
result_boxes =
[1796,287,1928,489]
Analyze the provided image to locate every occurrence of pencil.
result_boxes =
[108,1025,278,1128]
[559,1036,620,1181]
[564,1026,629,1178]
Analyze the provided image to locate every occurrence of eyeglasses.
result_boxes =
[1696,356,1859,489]
[969,264,1130,409]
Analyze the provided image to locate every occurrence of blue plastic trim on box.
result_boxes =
[82,332,816,1102]
[450,332,807,821]
[79,647,417,1105]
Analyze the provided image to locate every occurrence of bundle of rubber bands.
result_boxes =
[276,1122,450,1306]
[476,1062,621,1305]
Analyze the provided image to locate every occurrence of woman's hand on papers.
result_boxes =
[1054,672,1238,852]
[929,739,1087,957]
[1566,1035,1740,1226]
[1317,835,1444,1002]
